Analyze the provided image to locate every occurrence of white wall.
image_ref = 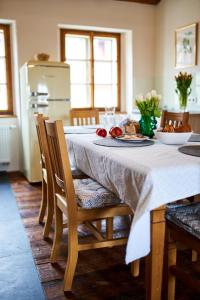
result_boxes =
[155,0,200,111]
[0,0,156,99]
[0,0,156,171]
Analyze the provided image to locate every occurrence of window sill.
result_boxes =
[0,114,17,118]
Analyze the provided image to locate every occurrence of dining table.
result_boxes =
[64,126,200,300]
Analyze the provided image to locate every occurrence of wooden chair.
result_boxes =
[160,110,190,128]
[70,109,99,126]
[166,202,200,300]
[35,114,54,238]
[35,114,88,238]
[45,119,137,293]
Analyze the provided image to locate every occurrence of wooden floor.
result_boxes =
[8,172,200,300]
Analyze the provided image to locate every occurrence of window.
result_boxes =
[0,24,13,115]
[60,29,120,110]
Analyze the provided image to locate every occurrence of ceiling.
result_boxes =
[114,0,161,5]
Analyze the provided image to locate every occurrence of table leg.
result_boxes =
[145,205,166,300]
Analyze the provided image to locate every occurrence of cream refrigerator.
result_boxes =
[20,60,71,182]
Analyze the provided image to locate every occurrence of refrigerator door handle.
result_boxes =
[31,91,49,97]
[47,98,70,102]
[31,103,48,108]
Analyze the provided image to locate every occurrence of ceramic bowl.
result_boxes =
[154,131,192,145]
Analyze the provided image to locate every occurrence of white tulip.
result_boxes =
[146,92,151,99]
[151,90,157,97]
[136,94,144,101]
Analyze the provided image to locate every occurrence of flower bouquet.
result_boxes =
[135,90,161,137]
[175,72,192,111]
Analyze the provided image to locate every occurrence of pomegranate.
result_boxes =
[109,126,123,138]
[96,128,107,137]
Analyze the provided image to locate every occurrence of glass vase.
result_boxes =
[179,92,188,111]
[139,115,156,138]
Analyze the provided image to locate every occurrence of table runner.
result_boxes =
[66,134,200,263]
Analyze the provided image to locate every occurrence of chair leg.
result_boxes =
[167,234,177,300]
[63,226,78,292]
[106,217,113,239]
[50,204,63,263]
[43,193,54,238]
[95,220,101,232]
[131,259,140,277]
[43,183,54,238]
[38,178,47,224]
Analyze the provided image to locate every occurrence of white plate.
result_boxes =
[115,135,149,142]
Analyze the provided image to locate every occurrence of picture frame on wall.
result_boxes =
[175,23,198,68]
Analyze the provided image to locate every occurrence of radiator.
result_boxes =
[0,126,11,164]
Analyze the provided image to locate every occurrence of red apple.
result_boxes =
[96,128,101,135]
[99,128,107,137]
[96,128,107,137]
[109,126,122,138]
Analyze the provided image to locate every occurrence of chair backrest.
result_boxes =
[70,109,99,126]
[160,110,190,128]
[45,120,77,214]
[34,114,53,180]
[34,113,46,168]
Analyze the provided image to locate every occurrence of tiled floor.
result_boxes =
[0,172,46,300]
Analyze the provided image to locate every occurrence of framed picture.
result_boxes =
[175,23,198,68]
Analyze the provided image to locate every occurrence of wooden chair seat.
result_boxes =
[71,167,89,179]
[74,178,122,209]
[166,201,200,299]
[166,202,200,240]
[56,177,122,211]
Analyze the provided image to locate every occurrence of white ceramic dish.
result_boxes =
[154,131,192,145]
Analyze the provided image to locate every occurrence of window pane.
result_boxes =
[67,60,90,84]
[94,62,117,84]
[94,37,117,61]
[0,84,8,110]
[0,30,5,57]
[94,84,117,108]
[65,35,90,60]
[71,84,91,108]
[94,62,111,84]
[0,58,6,83]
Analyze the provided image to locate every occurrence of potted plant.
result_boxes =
[175,72,192,111]
[135,90,161,138]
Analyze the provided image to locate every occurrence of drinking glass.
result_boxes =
[105,106,116,116]
[104,106,116,131]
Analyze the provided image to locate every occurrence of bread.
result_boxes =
[162,124,175,132]
[174,124,192,133]
[124,121,140,134]
[162,123,191,133]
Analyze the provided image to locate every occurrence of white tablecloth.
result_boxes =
[66,133,200,263]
